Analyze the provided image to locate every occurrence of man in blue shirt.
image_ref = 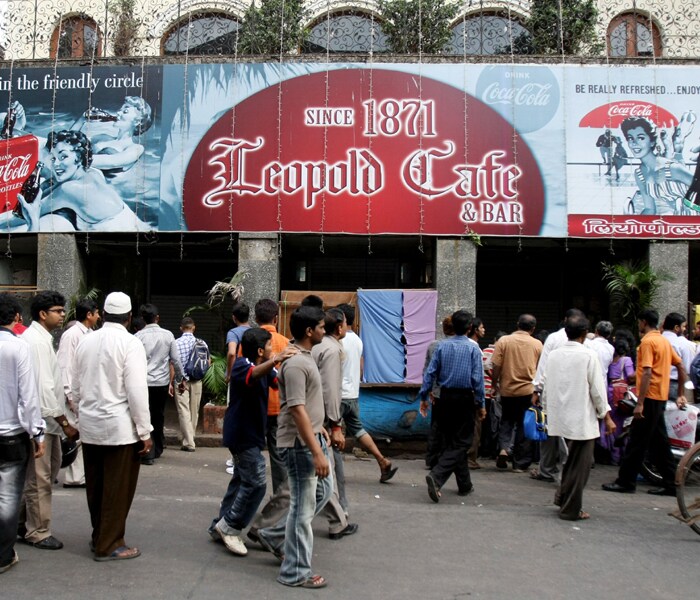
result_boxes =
[419,310,485,503]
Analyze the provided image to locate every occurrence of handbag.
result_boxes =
[610,378,629,407]
[523,405,548,441]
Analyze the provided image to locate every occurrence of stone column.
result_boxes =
[238,233,279,313]
[36,234,83,299]
[434,238,477,334]
[649,241,689,319]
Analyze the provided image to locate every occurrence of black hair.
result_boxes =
[494,330,508,343]
[662,312,686,331]
[139,303,158,324]
[336,303,355,327]
[535,329,549,344]
[451,310,473,336]
[621,116,658,146]
[638,308,659,329]
[0,293,22,326]
[231,302,250,323]
[104,312,130,325]
[565,315,590,341]
[300,294,324,309]
[131,316,146,333]
[468,317,483,337]
[75,298,98,322]
[517,314,537,331]
[289,306,325,340]
[46,130,93,169]
[240,327,272,361]
[30,290,65,321]
[254,299,278,325]
[180,317,195,329]
[613,339,630,357]
[324,308,346,336]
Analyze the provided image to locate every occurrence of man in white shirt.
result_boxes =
[589,320,614,377]
[661,312,696,400]
[56,298,100,487]
[542,315,614,521]
[72,292,152,561]
[20,291,77,550]
[0,294,45,574]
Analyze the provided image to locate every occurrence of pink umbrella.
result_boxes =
[579,101,678,129]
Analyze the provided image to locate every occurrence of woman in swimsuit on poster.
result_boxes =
[14,130,149,231]
[621,113,699,215]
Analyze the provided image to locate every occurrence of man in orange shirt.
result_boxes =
[254,299,290,494]
[603,308,687,496]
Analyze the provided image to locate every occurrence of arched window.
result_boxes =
[608,13,661,57]
[303,12,389,53]
[445,13,530,55]
[162,12,240,56]
[50,15,102,58]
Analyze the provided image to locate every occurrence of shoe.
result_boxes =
[530,468,555,482]
[33,536,63,550]
[225,466,234,475]
[496,454,509,470]
[208,525,222,543]
[214,521,248,556]
[647,487,676,497]
[225,458,234,468]
[329,523,358,540]
[457,485,474,497]
[141,458,154,466]
[379,461,398,483]
[512,467,527,473]
[0,551,19,574]
[246,528,260,545]
[602,482,635,494]
[94,546,141,561]
[426,474,441,503]
[180,446,195,452]
[62,482,86,488]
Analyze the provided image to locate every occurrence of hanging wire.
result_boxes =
[3,58,15,257]
[319,0,333,255]
[228,15,242,254]
[366,10,376,255]
[416,0,424,254]
[506,4,522,253]
[176,11,193,261]
[275,0,286,256]
[134,54,148,258]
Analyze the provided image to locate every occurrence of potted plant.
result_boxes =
[201,352,228,434]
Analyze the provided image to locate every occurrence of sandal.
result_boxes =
[559,510,590,521]
[281,574,328,589]
[426,474,441,503]
[93,545,141,562]
[379,461,398,483]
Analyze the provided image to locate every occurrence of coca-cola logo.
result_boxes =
[0,135,40,213]
[608,103,654,118]
[475,66,560,133]
[0,154,32,182]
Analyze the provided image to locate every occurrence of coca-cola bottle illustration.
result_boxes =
[13,161,43,216]
[1,105,16,139]
[84,107,118,122]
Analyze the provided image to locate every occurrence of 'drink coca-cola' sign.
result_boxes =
[0,135,39,213]
[183,69,546,235]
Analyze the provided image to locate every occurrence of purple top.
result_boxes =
[607,355,634,401]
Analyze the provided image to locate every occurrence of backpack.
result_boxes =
[185,338,210,381]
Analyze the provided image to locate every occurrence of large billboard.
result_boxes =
[1,62,699,237]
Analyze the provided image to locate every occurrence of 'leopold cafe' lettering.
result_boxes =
[202,136,524,224]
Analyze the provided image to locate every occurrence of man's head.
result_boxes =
[289,306,325,345]
[441,316,455,337]
[662,312,686,336]
[104,292,132,326]
[517,314,537,333]
[594,320,613,340]
[139,303,159,325]
[324,308,347,340]
[565,315,590,342]
[0,293,23,328]
[30,290,66,331]
[254,299,279,326]
[300,294,324,309]
[240,327,272,363]
[75,298,100,328]
[180,316,195,333]
[469,317,485,340]
[451,310,473,336]
[637,308,659,335]
[336,303,355,328]
[231,302,250,326]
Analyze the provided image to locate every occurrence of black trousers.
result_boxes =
[145,385,169,460]
[617,397,676,489]
[558,439,595,520]
[430,387,476,492]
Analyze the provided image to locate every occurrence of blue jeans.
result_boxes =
[260,437,333,586]
[0,434,30,565]
[212,446,267,533]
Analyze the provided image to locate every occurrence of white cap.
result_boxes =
[104,292,132,314]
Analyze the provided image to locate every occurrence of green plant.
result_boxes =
[112,0,139,57]
[65,285,100,324]
[377,0,458,54]
[202,352,228,405]
[601,260,669,328]
[184,271,247,316]
[238,0,308,55]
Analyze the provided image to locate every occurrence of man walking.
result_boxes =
[603,309,687,496]
[0,294,45,574]
[419,310,485,502]
[135,303,182,464]
[661,312,696,400]
[542,315,614,521]
[20,290,77,550]
[72,292,153,561]
[172,317,208,452]
[258,306,333,589]
[491,314,543,472]
[225,302,251,382]
[56,298,100,487]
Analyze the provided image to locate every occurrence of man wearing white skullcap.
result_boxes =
[71,292,152,561]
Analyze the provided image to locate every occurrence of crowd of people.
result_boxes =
[2,288,699,587]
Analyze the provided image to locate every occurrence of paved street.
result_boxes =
[3,447,698,600]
